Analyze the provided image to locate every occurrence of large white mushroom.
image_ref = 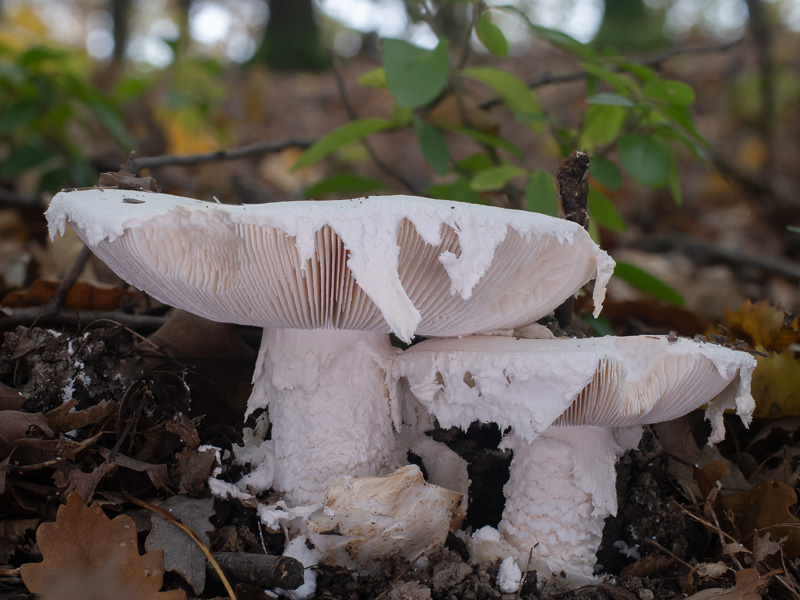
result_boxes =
[392,334,756,581]
[46,189,614,504]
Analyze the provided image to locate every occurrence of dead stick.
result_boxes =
[553,151,591,329]
[211,552,304,591]
[123,493,238,600]
[128,139,314,173]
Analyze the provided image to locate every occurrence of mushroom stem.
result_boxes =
[498,426,641,581]
[248,328,400,504]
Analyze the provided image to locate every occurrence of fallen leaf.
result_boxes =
[1,278,147,312]
[45,399,119,433]
[98,168,161,192]
[718,299,799,352]
[20,493,185,600]
[750,351,800,418]
[52,460,117,504]
[0,384,25,411]
[682,568,765,599]
[145,496,214,594]
[176,447,218,496]
[722,481,800,558]
[0,411,53,457]
[752,532,782,563]
[96,447,171,492]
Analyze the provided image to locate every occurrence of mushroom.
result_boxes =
[392,334,756,581]
[46,189,614,503]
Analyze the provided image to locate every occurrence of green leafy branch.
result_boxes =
[291,2,727,306]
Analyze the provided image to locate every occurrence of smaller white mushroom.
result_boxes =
[393,335,756,582]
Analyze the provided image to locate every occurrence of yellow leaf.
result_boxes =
[751,350,800,418]
[722,299,799,352]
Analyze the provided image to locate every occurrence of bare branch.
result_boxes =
[127,138,315,173]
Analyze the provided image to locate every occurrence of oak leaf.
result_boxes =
[20,493,185,600]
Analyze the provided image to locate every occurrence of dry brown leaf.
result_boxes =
[0,383,25,411]
[96,447,171,492]
[694,461,733,500]
[144,496,214,594]
[176,447,218,496]
[45,399,119,433]
[683,568,765,600]
[719,299,799,352]
[20,493,185,600]
[1,278,147,312]
[750,351,800,418]
[722,481,800,558]
[0,411,53,457]
[752,532,782,563]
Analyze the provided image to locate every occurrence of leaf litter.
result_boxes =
[0,298,799,598]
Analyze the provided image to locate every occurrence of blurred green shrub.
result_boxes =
[0,43,133,194]
[293,2,709,306]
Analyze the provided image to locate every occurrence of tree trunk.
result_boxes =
[252,0,328,71]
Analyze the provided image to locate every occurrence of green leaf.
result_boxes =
[583,314,615,336]
[525,170,558,216]
[617,133,670,185]
[614,260,685,305]
[81,92,135,151]
[427,175,488,205]
[587,185,625,232]
[413,116,449,176]
[456,153,494,174]
[447,125,525,160]
[578,61,635,93]
[462,66,542,131]
[292,118,396,170]
[666,151,682,206]
[476,12,508,57]
[586,92,635,107]
[357,67,387,88]
[493,6,595,60]
[304,174,388,199]
[644,79,695,107]
[788,226,800,234]
[589,157,622,190]
[470,163,524,192]
[578,105,626,151]
[382,39,450,108]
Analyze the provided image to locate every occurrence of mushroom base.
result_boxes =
[498,426,640,581]
[247,328,400,504]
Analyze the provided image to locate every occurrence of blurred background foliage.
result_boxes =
[0,0,798,321]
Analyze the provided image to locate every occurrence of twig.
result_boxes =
[630,234,800,281]
[123,493,239,600]
[127,139,315,173]
[329,53,422,195]
[643,538,694,571]
[480,38,743,110]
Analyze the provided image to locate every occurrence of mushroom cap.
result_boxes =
[392,335,756,441]
[46,189,614,342]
